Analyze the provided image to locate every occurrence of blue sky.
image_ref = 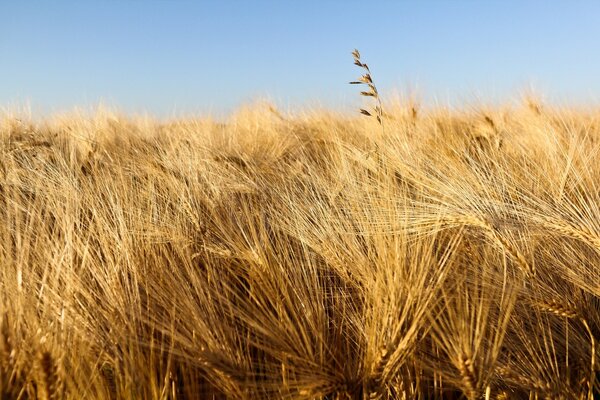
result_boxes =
[2,1,600,116]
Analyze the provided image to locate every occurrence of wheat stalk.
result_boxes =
[350,49,384,133]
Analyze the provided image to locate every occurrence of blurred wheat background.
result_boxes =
[0,96,598,399]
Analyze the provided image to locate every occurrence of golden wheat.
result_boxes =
[0,100,598,399]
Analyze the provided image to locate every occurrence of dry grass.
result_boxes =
[0,99,598,399]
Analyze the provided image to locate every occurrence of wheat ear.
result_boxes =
[37,351,59,400]
[350,49,384,133]
[458,354,478,400]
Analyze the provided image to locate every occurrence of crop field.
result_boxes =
[0,99,599,399]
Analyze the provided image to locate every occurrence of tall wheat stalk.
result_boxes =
[350,49,385,134]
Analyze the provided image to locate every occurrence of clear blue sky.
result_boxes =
[2,1,600,116]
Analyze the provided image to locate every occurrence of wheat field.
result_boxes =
[0,98,599,399]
